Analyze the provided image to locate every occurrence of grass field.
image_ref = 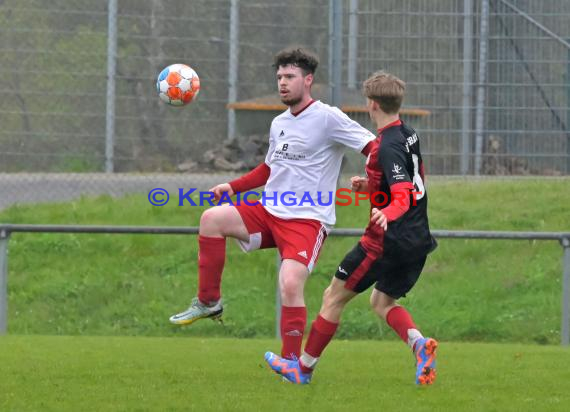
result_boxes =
[1,178,569,411]
[1,335,569,412]
[1,178,569,343]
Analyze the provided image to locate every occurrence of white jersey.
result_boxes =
[262,100,375,225]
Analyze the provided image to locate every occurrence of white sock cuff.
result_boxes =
[407,328,424,349]
[300,352,319,369]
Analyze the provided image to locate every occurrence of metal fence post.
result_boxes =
[105,0,117,173]
[567,40,570,174]
[227,0,239,141]
[347,0,359,90]
[329,0,343,107]
[461,0,473,175]
[474,0,489,176]
[561,237,570,346]
[0,229,9,334]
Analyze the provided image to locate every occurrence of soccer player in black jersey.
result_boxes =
[265,71,439,385]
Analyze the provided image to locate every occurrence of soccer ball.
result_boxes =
[156,64,200,106]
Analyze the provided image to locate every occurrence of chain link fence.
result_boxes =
[1,0,569,211]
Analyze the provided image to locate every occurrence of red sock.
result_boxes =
[197,235,226,304]
[385,306,416,343]
[301,315,339,374]
[280,306,307,360]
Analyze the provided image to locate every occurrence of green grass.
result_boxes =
[1,335,569,412]
[1,179,569,343]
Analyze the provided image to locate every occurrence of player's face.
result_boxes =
[276,65,312,107]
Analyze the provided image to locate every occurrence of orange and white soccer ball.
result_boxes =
[156,64,200,106]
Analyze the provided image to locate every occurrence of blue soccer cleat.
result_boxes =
[264,352,312,384]
[415,337,438,385]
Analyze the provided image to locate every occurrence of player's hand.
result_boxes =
[350,176,369,192]
[208,183,234,202]
[371,207,388,231]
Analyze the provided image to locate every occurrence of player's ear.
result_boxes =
[305,72,314,86]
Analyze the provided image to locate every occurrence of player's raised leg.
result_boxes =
[370,289,437,385]
[169,205,249,325]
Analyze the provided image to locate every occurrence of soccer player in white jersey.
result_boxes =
[169,47,375,360]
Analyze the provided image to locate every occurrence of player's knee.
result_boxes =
[370,295,389,319]
[322,286,334,305]
[200,207,222,229]
[280,276,303,301]
[372,302,396,321]
[322,285,347,310]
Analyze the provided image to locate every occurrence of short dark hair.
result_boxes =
[273,47,319,75]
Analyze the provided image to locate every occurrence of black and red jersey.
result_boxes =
[360,119,437,259]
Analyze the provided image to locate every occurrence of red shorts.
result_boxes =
[234,203,329,272]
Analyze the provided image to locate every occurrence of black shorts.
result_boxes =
[334,242,427,299]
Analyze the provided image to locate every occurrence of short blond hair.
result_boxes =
[362,71,406,114]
